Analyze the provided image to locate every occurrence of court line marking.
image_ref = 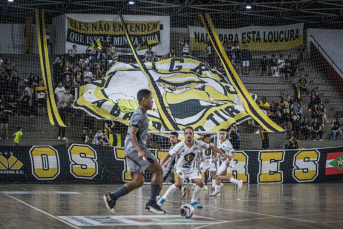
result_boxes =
[0,191,81,229]
[193,217,277,229]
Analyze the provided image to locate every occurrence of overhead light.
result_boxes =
[8,0,14,2]
[128,0,134,4]
[246,4,252,10]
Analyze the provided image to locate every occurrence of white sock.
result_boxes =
[212,179,216,187]
[215,184,220,193]
[162,184,177,200]
[230,177,238,184]
[191,186,203,203]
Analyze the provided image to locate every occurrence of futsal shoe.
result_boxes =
[157,198,165,207]
[190,202,203,208]
[103,193,116,215]
[238,180,243,191]
[181,186,187,198]
[204,186,208,191]
[146,201,166,214]
[209,191,221,197]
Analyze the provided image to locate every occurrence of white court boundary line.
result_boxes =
[0,191,81,229]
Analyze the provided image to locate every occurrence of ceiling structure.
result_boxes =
[1,0,343,28]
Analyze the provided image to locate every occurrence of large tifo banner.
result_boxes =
[189,23,304,51]
[1,144,343,184]
[52,14,170,55]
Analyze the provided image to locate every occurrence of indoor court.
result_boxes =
[1,183,342,229]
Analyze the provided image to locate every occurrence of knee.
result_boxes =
[198,181,204,188]
[174,182,182,188]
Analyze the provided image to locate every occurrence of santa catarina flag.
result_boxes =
[326,152,343,175]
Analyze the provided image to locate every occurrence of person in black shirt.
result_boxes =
[0,72,8,99]
[311,118,323,141]
[308,90,321,110]
[260,126,269,150]
[228,124,240,150]
[19,90,31,116]
[0,103,12,140]
[282,102,292,133]
[297,45,305,62]
[291,112,301,139]
[331,118,342,140]
[269,54,278,76]
[286,134,299,149]
[81,129,90,144]
[259,56,269,76]
[165,48,176,59]
[298,74,309,94]
[300,118,311,140]
[58,102,67,140]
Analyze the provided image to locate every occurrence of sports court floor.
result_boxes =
[0,183,342,229]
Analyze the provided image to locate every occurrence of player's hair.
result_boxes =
[219,129,227,132]
[170,131,179,137]
[184,126,194,132]
[18,127,22,131]
[204,134,211,138]
[137,89,151,104]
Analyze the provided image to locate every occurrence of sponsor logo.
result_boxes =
[0,152,24,175]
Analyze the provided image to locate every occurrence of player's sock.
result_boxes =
[215,185,220,193]
[111,185,129,200]
[230,177,239,185]
[149,184,160,203]
[212,179,216,188]
[191,186,203,203]
[162,184,177,199]
[204,173,208,185]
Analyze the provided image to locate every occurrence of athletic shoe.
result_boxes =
[238,180,243,191]
[103,193,116,215]
[181,186,187,198]
[190,202,203,208]
[313,139,316,141]
[204,186,208,191]
[146,202,166,214]
[157,198,165,207]
[62,137,68,140]
[58,136,61,140]
[209,191,220,197]
[319,139,323,141]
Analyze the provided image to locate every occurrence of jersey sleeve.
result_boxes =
[169,142,182,157]
[195,139,210,150]
[130,112,144,128]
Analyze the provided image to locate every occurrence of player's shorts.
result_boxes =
[199,162,216,173]
[125,146,156,175]
[175,167,202,181]
[217,160,236,176]
[242,61,249,67]
[162,163,175,181]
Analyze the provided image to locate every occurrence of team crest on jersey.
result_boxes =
[184,153,195,163]
[179,172,182,175]
[205,149,212,156]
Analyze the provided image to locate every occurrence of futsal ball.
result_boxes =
[180,204,194,219]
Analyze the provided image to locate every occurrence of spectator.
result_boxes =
[35,79,46,117]
[225,40,233,60]
[260,126,270,150]
[300,117,311,140]
[277,55,286,80]
[206,43,214,67]
[228,124,240,150]
[6,94,17,115]
[103,121,116,146]
[83,67,93,84]
[308,90,321,110]
[74,74,83,86]
[318,104,329,126]
[231,44,241,75]
[285,94,294,110]
[267,101,279,123]
[259,56,269,76]
[146,46,154,57]
[311,118,323,141]
[83,112,94,138]
[285,54,296,67]
[0,71,8,99]
[13,127,23,146]
[331,118,342,140]
[19,90,31,116]
[68,44,77,66]
[298,74,309,95]
[241,45,251,76]
[70,81,78,98]
[23,80,32,99]
[270,54,278,76]
[54,82,66,108]
[297,44,305,62]
[290,112,301,139]
[166,48,176,59]
[63,75,72,91]
[94,65,103,80]
[57,102,67,140]
[285,134,299,149]
[311,104,320,121]
[258,96,270,114]
[282,101,292,133]
[293,103,303,119]
[53,57,63,85]
[9,70,20,97]
[152,52,160,63]
[62,89,73,127]
[4,59,15,76]
[0,103,11,139]
[285,62,296,82]
[73,65,83,79]
[143,52,152,62]
[179,38,190,56]
[93,129,104,145]
[100,52,109,71]
[293,82,302,104]
[81,129,90,144]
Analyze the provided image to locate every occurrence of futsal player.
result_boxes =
[157,131,187,199]
[199,134,218,191]
[158,127,230,208]
[210,129,243,197]
[103,89,166,214]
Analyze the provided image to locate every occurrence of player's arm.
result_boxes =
[129,126,147,160]
[160,153,171,166]
[197,152,204,162]
[147,137,161,151]
[209,145,231,160]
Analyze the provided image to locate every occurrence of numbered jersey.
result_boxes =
[217,139,235,162]
[201,143,215,163]
[170,139,209,170]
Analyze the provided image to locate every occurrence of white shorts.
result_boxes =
[242,61,249,67]
[199,162,216,173]
[216,160,236,176]
[272,66,278,70]
[176,167,202,181]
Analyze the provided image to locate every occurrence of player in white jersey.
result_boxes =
[158,127,230,208]
[210,129,243,197]
[199,134,218,191]
[157,132,187,199]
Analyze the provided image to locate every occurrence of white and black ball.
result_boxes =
[180,204,194,219]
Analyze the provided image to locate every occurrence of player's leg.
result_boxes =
[146,159,166,213]
[211,171,217,190]
[158,172,183,207]
[210,163,226,196]
[216,175,243,191]
[158,165,173,198]
[204,170,209,190]
[190,170,204,208]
